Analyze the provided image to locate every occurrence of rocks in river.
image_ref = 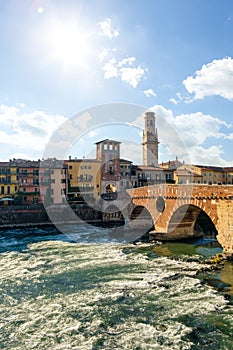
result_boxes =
[203,253,225,266]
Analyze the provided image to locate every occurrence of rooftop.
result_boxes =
[95,139,121,145]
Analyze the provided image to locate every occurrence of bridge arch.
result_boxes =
[166,204,216,238]
[127,184,233,256]
[129,205,154,231]
[102,204,125,225]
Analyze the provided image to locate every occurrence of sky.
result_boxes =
[1,0,233,166]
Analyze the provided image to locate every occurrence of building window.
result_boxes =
[69,165,72,169]
[7,186,10,194]
[104,144,108,150]
[23,187,26,192]
[1,186,4,194]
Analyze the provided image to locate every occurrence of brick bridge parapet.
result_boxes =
[126,184,233,257]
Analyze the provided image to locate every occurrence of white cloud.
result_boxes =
[121,141,142,165]
[0,104,67,160]
[88,130,97,138]
[10,152,34,160]
[143,88,156,97]
[102,56,146,88]
[183,57,233,100]
[187,145,228,166]
[97,18,146,88]
[225,133,233,140]
[103,58,118,79]
[98,48,110,63]
[169,92,190,105]
[169,97,178,105]
[98,18,119,39]
[119,66,145,88]
[0,104,19,126]
[118,57,135,67]
[173,112,227,146]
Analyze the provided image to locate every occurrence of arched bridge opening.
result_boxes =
[196,211,218,237]
[102,205,125,227]
[129,205,154,232]
[167,204,217,239]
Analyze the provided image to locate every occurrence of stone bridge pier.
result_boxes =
[126,184,233,257]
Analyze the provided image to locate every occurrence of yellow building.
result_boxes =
[174,164,227,185]
[195,165,225,185]
[0,160,18,203]
[174,164,202,184]
[224,167,233,185]
[67,158,101,203]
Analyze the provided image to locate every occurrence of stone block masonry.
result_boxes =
[127,184,233,257]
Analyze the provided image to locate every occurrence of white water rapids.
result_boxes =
[0,232,232,349]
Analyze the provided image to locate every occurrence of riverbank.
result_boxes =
[0,204,103,229]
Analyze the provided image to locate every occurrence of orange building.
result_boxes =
[15,160,41,205]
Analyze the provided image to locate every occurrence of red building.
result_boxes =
[95,139,121,194]
[16,160,41,205]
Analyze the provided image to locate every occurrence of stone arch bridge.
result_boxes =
[102,184,233,257]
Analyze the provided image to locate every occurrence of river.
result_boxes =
[0,224,232,349]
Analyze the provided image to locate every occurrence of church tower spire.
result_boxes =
[142,111,159,166]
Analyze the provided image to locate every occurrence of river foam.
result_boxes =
[0,240,232,349]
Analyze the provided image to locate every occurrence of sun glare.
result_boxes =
[45,19,91,69]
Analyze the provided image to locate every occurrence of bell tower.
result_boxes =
[142,111,159,166]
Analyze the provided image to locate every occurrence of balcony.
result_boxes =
[0,181,18,185]
[78,186,94,192]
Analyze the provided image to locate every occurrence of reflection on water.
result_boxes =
[219,262,233,295]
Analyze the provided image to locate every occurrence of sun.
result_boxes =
[45,18,91,69]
